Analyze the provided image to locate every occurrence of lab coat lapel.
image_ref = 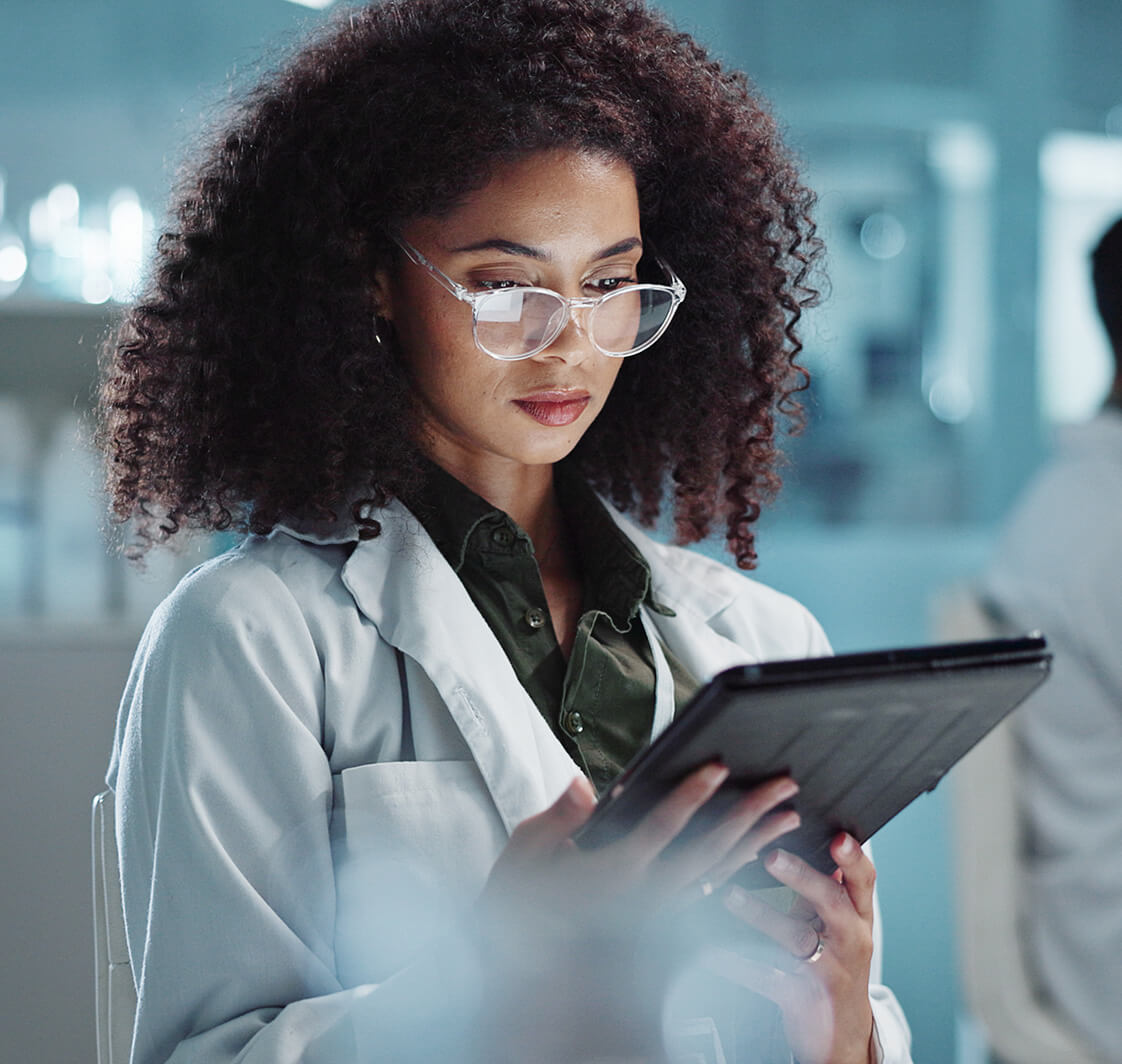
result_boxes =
[645,600,754,682]
[610,511,757,681]
[339,500,580,834]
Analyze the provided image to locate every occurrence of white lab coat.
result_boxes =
[108,498,913,1063]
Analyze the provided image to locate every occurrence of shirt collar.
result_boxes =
[398,459,514,573]
[399,459,654,630]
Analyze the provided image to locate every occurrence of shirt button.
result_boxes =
[563,710,585,735]
[524,607,547,630]
[492,528,515,547]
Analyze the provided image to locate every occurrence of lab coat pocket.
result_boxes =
[331,759,507,987]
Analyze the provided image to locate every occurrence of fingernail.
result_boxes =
[837,833,858,858]
[774,778,799,802]
[702,762,730,787]
[766,849,792,874]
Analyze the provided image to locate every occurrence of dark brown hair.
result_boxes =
[1092,216,1122,368]
[98,0,820,568]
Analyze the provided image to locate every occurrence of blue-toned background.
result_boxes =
[3,1,1122,1060]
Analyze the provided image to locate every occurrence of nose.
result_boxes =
[533,302,595,363]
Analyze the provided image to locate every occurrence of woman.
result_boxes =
[99,1,913,1061]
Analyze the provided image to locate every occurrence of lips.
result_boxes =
[512,390,591,427]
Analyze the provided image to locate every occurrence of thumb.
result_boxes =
[510,775,597,852]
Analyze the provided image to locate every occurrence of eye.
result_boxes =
[475,278,527,291]
[588,275,637,294]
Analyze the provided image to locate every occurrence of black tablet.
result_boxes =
[573,635,1051,888]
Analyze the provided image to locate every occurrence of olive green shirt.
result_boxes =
[404,462,697,794]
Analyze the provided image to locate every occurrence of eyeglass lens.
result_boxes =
[474,286,676,358]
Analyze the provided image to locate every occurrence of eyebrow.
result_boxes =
[447,236,643,261]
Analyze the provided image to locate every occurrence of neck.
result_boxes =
[426,451,565,551]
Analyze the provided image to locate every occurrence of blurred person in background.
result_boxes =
[981,216,1122,1062]
[97,1,914,1061]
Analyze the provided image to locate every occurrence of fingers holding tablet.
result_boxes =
[673,781,803,894]
[621,767,802,900]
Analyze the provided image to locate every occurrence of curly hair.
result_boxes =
[98,0,820,568]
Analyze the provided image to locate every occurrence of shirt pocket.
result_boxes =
[331,759,507,986]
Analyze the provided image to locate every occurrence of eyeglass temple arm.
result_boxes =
[392,236,471,301]
[646,246,686,299]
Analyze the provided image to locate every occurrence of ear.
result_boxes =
[371,261,395,322]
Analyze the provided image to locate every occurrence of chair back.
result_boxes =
[935,586,1105,1064]
[92,790,137,1064]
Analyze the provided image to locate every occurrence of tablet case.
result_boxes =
[574,635,1051,888]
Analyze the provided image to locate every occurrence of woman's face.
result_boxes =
[377,149,641,489]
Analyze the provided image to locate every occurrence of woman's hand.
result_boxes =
[470,765,801,1061]
[707,832,879,1064]
[480,766,800,923]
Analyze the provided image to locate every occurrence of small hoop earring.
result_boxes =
[373,315,388,347]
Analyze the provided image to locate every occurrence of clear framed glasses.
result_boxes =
[393,235,686,361]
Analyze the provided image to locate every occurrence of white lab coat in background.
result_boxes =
[108,499,913,1064]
